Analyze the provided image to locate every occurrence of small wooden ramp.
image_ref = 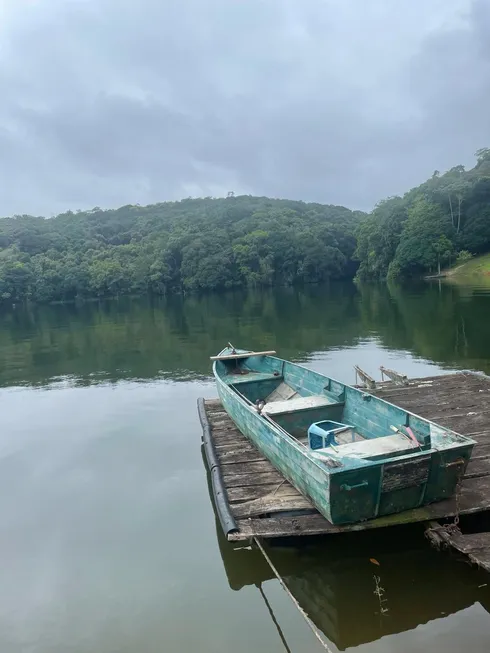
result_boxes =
[426,522,490,574]
[448,532,490,572]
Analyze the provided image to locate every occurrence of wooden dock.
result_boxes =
[199,372,490,568]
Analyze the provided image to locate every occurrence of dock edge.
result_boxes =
[198,397,238,537]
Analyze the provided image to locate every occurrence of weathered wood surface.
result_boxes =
[202,372,490,541]
[354,365,376,389]
[447,532,490,572]
[425,521,490,573]
[380,366,409,385]
[210,350,276,361]
[263,394,334,415]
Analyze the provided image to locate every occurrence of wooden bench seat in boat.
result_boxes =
[314,433,416,459]
[266,382,298,402]
[226,372,283,385]
[263,395,339,416]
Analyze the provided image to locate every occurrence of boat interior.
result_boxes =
[216,355,436,464]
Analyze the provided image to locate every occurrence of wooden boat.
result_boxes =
[212,346,475,525]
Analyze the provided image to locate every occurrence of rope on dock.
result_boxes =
[253,537,335,653]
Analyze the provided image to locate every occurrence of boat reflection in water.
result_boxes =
[216,522,490,650]
[205,455,490,651]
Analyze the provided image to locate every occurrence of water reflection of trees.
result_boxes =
[358,282,490,373]
[0,281,489,386]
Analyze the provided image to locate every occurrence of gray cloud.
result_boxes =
[0,0,488,216]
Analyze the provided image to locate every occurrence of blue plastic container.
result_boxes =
[308,420,353,450]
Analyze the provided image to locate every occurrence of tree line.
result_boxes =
[355,147,490,281]
[1,147,490,304]
[0,197,363,303]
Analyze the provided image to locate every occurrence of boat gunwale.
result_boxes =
[212,351,475,480]
[213,348,476,449]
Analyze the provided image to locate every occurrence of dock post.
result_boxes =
[354,365,376,390]
[380,366,409,385]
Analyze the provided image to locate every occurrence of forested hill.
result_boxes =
[3,147,490,305]
[356,148,490,281]
[0,196,364,303]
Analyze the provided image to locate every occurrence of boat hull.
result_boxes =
[216,378,338,523]
[214,354,474,525]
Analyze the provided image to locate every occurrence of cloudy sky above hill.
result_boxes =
[0,0,489,216]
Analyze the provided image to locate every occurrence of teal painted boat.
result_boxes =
[212,346,476,525]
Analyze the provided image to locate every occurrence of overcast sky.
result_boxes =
[0,0,489,216]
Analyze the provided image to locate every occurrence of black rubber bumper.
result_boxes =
[198,397,238,537]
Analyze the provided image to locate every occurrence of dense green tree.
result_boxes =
[0,247,33,301]
[387,199,454,279]
[356,148,490,281]
[0,196,362,304]
[355,198,408,281]
[4,145,490,301]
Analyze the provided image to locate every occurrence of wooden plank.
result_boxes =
[436,410,490,434]
[209,410,233,426]
[380,366,409,385]
[449,532,490,553]
[447,532,490,572]
[427,527,490,574]
[227,482,301,503]
[328,433,416,458]
[209,420,239,431]
[205,398,223,409]
[263,394,334,415]
[220,460,276,474]
[231,514,338,540]
[216,449,268,464]
[209,419,241,430]
[214,441,257,453]
[354,365,376,389]
[211,433,246,446]
[232,495,314,519]
[210,420,240,429]
[210,421,247,433]
[464,458,490,479]
[471,446,490,459]
[457,474,490,513]
[375,375,489,402]
[222,470,284,488]
[228,474,490,539]
[378,376,482,393]
[266,382,298,403]
[406,401,490,421]
[210,350,276,361]
[390,372,482,387]
[376,378,490,435]
[385,385,490,404]
[467,430,490,442]
[377,391,489,416]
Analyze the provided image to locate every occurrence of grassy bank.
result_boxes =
[441,252,490,288]
[447,253,490,277]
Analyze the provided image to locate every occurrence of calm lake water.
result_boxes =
[0,281,489,653]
